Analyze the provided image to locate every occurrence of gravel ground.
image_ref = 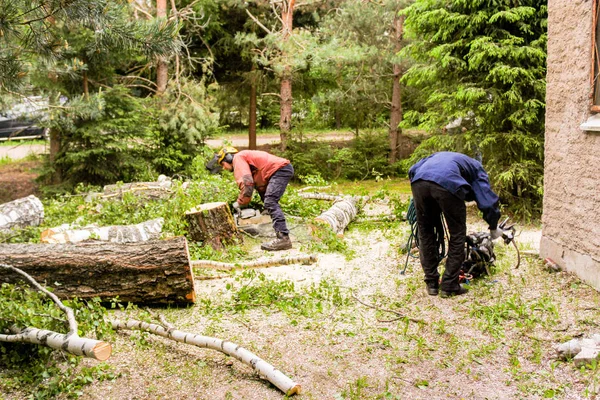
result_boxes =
[2,198,598,400]
[66,202,600,400]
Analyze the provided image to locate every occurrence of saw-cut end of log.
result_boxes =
[92,342,112,361]
[287,384,301,396]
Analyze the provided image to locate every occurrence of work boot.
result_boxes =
[426,283,439,296]
[261,232,292,251]
[440,284,469,298]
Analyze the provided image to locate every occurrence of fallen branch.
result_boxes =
[191,254,317,271]
[297,185,331,193]
[111,319,301,396]
[352,292,424,324]
[298,193,341,201]
[0,263,112,361]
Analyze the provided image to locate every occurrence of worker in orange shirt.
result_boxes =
[207,147,294,251]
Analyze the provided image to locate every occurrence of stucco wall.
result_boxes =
[541,0,600,289]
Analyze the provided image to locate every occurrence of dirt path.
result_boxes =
[0,142,48,160]
[0,132,353,161]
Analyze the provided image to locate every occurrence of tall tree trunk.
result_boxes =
[249,64,257,150]
[49,129,61,184]
[278,0,295,151]
[156,0,168,95]
[388,13,405,164]
[82,70,89,98]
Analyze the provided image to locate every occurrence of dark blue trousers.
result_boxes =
[411,180,466,292]
[264,164,294,235]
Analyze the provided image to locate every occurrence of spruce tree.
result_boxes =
[402,0,547,215]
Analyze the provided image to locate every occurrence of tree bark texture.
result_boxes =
[185,202,242,249]
[40,218,164,244]
[278,0,295,151]
[112,319,301,396]
[389,13,405,164]
[249,64,258,150]
[0,237,196,304]
[156,0,168,95]
[0,195,44,232]
[315,196,359,235]
[0,327,112,361]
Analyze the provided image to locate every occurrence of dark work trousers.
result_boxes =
[264,163,294,235]
[411,180,466,292]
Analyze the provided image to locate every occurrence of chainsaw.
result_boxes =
[461,217,518,281]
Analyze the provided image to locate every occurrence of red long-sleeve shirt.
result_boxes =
[232,150,290,206]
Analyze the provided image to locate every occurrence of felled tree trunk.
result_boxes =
[40,218,164,244]
[315,196,359,235]
[112,319,301,396]
[185,202,242,249]
[101,175,176,200]
[0,195,44,232]
[0,237,195,304]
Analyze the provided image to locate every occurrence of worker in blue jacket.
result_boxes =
[409,152,502,298]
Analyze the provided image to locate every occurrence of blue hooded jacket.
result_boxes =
[409,152,501,229]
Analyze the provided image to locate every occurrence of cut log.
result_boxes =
[0,263,112,361]
[101,175,178,200]
[191,254,317,271]
[314,196,360,235]
[0,195,44,232]
[0,327,112,361]
[0,237,195,304]
[112,319,301,396]
[40,218,164,244]
[185,202,242,249]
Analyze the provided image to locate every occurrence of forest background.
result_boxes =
[1,0,547,217]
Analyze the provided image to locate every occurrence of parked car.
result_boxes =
[0,96,49,141]
[0,117,48,141]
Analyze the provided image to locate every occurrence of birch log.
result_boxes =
[111,319,301,396]
[40,218,164,244]
[0,327,112,361]
[191,254,317,271]
[0,195,44,232]
[314,196,359,235]
[0,263,112,361]
[0,237,196,304]
[185,202,242,249]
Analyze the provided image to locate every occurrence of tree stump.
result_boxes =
[0,236,196,304]
[0,195,44,232]
[185,202,243,249]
